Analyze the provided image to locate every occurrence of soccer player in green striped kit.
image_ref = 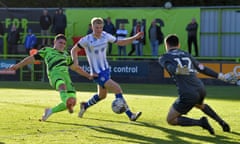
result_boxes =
[7,34,96,121]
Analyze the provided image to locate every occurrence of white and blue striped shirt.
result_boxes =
[78,31,117,74]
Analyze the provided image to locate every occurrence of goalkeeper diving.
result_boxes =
[159,34,233,135]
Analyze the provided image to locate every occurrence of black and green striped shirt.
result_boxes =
[34,47,73,74]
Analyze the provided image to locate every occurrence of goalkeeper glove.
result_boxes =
[218,73,225,81]
[218,72,238,84]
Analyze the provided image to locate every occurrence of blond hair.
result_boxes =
[91,17,104,26]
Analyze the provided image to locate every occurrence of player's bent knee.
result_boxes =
[167,119,176,125]
[166,114,179,125]
[99,94,107,100]
[166,117,176,125]
[58,84,66,91]
[56,79,66,91]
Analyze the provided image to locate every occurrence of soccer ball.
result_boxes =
[164,1,172,9]
[111,98,127,114]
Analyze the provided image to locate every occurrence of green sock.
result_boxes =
[60,91,68,105]
[50,91,68,113]
[51,91,76,114]
[52,103,66,113]
[67,92,76,99]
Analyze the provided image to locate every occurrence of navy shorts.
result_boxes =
[93,69,111,88]
[173,91,205,114]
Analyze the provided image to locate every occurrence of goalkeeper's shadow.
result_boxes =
[230,131,240,137]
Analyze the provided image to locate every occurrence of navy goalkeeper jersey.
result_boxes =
[159,48,218,95]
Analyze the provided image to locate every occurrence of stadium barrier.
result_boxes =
[1,55,239,85]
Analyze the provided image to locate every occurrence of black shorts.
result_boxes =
[173,91,205,114]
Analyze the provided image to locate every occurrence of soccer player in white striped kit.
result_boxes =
[71,17,144,121]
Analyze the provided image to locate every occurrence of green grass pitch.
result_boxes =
[0,81,239,144]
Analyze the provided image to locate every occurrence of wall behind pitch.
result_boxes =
[69,60,165,84]
[69,59,240,85]
[66,8,200,55]
[0,8,199,55]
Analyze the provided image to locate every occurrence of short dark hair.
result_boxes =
[54,34,66,41]
[165,34,179,47]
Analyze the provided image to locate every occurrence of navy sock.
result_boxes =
[85,94,100,109]
[177,116,201,126]
[115,93,123,99]
[202,104,223,123]
[125,109,133,118]
[115,93,131,118]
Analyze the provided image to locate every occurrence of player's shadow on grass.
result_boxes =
[44,120,152,144]
[231,131,240,137]
[83,117,132,124]
[44,119,239,144]
[90,126,180,144]
[136,121,239,144]
[45,120,89,127]
[45,120,173,143]
[0,101,46,109]
[45,116,134,127]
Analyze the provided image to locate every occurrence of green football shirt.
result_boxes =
[34,47,73,74]
[34,47,75,89]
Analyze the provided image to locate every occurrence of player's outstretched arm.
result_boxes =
[6,55,35,71]
[195,63,239,85]
[69,64,97,80]
[116,32,144,46]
